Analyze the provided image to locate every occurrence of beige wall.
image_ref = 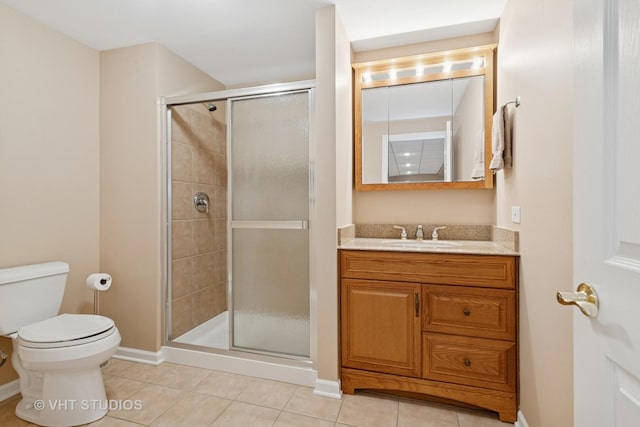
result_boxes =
[496,0,574,426]
[99,43,223,352]
[314,5,352,381]
[352,33,497,225]
[0,5,100,385]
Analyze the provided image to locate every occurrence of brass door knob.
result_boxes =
[556,283,599,318]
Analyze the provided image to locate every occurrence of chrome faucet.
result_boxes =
[431,226,447,240]
[415,225,424,241]
[393,225,408,240]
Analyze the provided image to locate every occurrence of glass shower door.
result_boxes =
[229,90,310,357]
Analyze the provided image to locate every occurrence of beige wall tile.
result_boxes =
[212,280,227,314]
[171,141,192,182]
[213,153,227,187]
[172,181,193,221]
[193,148,215,185]
[212,121,227,155]
[193,254,214,290]
[171,295,192,337]
[171,258,193,299]
[171,220,192,260]
[171,108,192,145]
[213,184,227,217]
[192,286,216,326]
[213,250,227,284]
[191,110,216,152]
[192,219,214,255]
[213,220,227,251]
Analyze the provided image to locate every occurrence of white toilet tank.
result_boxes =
[0,261,69,335]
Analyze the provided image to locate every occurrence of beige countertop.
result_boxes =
[338,237,519,256]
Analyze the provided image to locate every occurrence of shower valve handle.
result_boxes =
[194,192,210,214]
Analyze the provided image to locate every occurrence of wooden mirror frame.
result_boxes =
[353,44,497,191]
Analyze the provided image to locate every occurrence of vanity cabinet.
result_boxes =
[339,250,518,422]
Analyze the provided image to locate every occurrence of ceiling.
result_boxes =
[0,0,507,87]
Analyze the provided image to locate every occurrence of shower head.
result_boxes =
[205,102,217,112]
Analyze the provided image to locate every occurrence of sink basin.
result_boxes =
[382,240,461,249]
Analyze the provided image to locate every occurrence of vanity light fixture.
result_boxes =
[362,72,372,83]
[389,69,398,80]
[442,62,452,73]
[471,58,484,70]
[415,65,424,77]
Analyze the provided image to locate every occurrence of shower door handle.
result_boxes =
[231,220,308,230]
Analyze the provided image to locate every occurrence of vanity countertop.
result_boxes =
[338,238,519,256]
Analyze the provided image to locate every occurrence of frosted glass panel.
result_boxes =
[232,229,309,356]
[230,91,310,357]
[231,92,309,221]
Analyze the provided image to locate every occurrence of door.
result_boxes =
[569,0,640,425]
[341,279,421,377]
[229,90,311,357]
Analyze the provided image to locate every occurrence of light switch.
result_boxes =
[511,206,521,224]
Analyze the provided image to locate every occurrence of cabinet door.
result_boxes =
[341,279,421,377]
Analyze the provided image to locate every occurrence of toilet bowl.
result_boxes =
[0,262,121,427]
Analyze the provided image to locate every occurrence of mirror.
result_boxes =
[354,44,496,191]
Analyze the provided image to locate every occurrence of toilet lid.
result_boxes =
[18,314,115,347]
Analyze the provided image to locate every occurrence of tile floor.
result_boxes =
[0,359,513,427]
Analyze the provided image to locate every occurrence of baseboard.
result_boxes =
[514,410,529,427]
[313,378,342,399]
[162,345,316,387]
[113,346,164,366]
[0,379,20,402]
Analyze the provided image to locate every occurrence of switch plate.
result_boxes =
[511,206,521,224]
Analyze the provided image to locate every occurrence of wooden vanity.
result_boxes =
[339,248,519,422]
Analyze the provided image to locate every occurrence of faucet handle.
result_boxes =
[416,225,424,241]
[393,226,408,240]
[431,226,447,240]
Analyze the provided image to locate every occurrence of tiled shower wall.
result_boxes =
[170,103,227,338]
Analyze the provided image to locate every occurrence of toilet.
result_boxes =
[0,261,121,427]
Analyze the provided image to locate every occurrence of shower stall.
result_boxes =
[163,82,314,367]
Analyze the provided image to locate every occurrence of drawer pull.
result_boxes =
[464,358,472,367]
[415,292,420,317]
[463,308,471,316]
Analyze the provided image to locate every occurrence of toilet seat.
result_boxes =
[17,314,116,349]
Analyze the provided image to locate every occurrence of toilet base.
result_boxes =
[10,328,121,427]
[15,367,109,427]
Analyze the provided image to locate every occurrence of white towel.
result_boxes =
[470,132,485,180]
[503,105,513,167]
[490,105,513,171]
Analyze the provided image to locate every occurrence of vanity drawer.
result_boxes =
[422,285,516,340]
[422,333,516,392]
[340,250,516,289]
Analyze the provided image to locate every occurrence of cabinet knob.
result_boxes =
[463,308,471,316]
[464,359,471,367]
